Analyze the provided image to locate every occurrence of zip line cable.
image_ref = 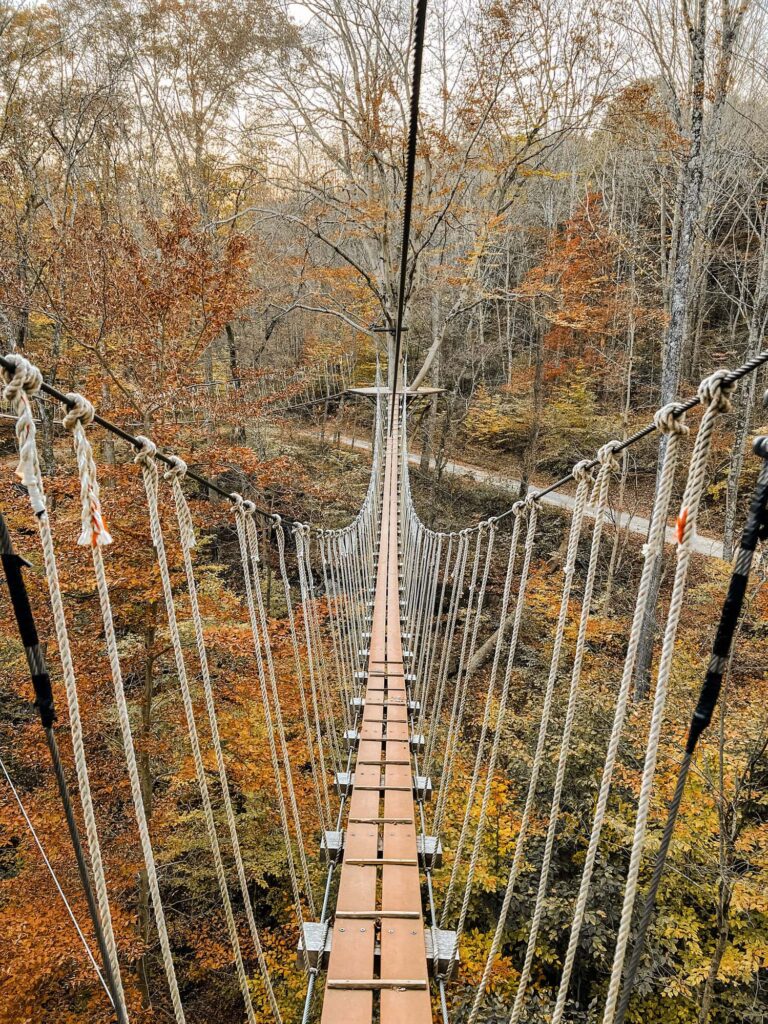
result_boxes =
[389,0,428,428]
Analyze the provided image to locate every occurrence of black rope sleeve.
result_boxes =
[0,514,56,727]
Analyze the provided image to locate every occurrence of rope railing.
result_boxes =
[0,350,386,1024]
[3,335,768,1024]
[396,356,768,1024]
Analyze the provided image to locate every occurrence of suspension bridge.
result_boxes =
[3,0,768,1020]
[2,345,768,1024]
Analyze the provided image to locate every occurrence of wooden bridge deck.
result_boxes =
[321,409,432,1024]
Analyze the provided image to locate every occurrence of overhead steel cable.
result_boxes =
[0,352,281,523]
[389,0,428,430]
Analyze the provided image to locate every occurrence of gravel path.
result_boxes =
[301,429,725,560]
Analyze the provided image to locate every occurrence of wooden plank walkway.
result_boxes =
[321,407,432,1024]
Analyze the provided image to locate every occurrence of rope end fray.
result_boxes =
[2,353,47,517]
[63,393,113,549]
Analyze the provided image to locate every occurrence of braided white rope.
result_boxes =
[4,374,128,1019]
[134,442,259,1023]
[448,499,536,978]
[509,443,620,1024]
[446,497,540,981]
[163,458,281,1023]
[414,533,443,709]
[66,433,186,1023]
[416,533,454,740]
[551,404,688,1024]
[278,520,332,832]
[3,354,46,515]
[601,373,735,1024]
[432,523,493,839]
[232,498,311,972]
[297,526,343,775]
[294,526,338,796]
[241,509,316,918]
[320,534,352,737]
[466,463,593,1024]
[423,531,470,780]
[440,511,524,927]
[63,393,113,547]
[440,520,496,831]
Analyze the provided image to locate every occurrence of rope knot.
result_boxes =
[572,459,593,483]
[3,354,46,515]
[134,435,157,466]
[163,454,188,481]
[597,441,621,472]
[62,392,95,431]
[698,370,735,414]
[2,353,42,402]
[512,500,525,517]
[242,499,257,515]
[654,402,688,436]
[525,491,540,509]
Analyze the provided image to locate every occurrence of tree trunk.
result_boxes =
[698,887,731,1024]
[634,0,709,699]
[520,315,544,496]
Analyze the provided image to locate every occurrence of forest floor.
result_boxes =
[292,425,725,559]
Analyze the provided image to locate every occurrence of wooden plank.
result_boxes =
[321,407,431,1024]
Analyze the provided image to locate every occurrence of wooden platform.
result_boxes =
[321,405,432,1023]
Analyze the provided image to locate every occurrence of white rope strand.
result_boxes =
[446,497,540,981]
[466,463,593,1024]
[601,373,735,1024]
[550,404,688,1024]
[164,458,282,1023]
[2,366,129,1021]
[242,509,317,917]
[509,442,619,1024]
[134,441,259,1024]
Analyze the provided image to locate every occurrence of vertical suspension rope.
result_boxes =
[509,441,620,1024]
[601,371,735,1024]
[134,439,260,1024]
[550,403,688,1024]
[164,458,282,1023]
[277,519,333,833]
[440,508,525,927]
[423,531,470,780]
[63,421,188,1023]
[466,461,593,1024]
[444,497,540,982]
[233,497,312,973]
[0,364,130,1023]
[242,509,316,918]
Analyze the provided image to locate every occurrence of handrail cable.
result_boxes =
[0,352,278,521]
[494,349,768,521]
